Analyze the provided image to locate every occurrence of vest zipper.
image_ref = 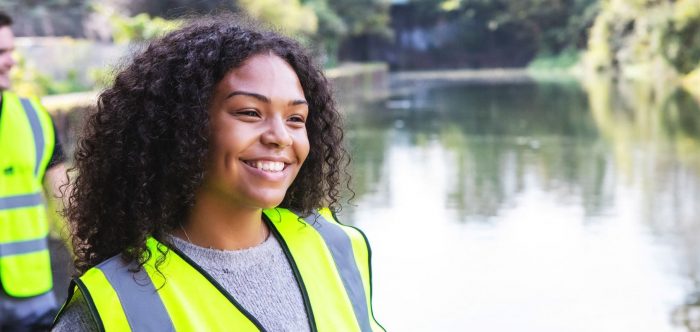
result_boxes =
[263,215,319,332]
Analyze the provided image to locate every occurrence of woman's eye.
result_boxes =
[236,109,259,117]
[289,115,306,123]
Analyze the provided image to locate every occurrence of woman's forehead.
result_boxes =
[216,54,306,102]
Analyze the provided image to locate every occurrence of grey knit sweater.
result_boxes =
[52,234,310,331]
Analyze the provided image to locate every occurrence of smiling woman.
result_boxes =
[188,54,311,250]
[51,16,385,332]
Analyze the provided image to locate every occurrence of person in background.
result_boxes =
[0,10,69,332]
[52,15,384,331]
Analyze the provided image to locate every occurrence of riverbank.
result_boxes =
[392,68,583,83]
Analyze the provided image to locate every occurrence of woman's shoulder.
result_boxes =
[52,288,99,332]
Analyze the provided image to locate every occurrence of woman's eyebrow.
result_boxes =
[226,90,308,106]
[226,90,269,102]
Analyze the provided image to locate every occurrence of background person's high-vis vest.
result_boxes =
[57,208,385,332]
[0,91,55,297]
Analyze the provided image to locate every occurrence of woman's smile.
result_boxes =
[243,160,287,173]
[240,158,294,181]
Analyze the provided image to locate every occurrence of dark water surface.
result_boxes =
[338,74,700,332]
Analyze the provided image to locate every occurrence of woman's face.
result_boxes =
[203,53,310,210]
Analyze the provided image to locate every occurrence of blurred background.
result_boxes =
[4,0,700,331]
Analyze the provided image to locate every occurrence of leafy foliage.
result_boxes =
[10,53,89,96]
[237,0,318,36]
[583,0,700,78]
[92,4,182,44]
[663,0,700,74]
[237,0,391,66]
[529,48,582,69]
[326,0,392,37]
[402,0,598,67]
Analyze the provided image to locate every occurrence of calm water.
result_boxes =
[338,74,700,332]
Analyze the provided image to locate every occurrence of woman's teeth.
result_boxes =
[246,160,285,172]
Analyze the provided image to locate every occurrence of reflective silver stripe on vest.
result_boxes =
[19,98,45,177]
[0,237,48,257]
[0,193,43,210]
[304,211,372,332]
[96,255,175,331]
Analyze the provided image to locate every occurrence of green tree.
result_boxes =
[583,0,700,79]
[326,0,392,37]
[663,0,700,74]
[238,0,318,37]
[407,0,598,65]
[304,0,348,66]
[108,12,182,43]
[237,0,391,67]
[310,0,391,66]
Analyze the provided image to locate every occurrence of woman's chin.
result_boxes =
[246,192,287,210]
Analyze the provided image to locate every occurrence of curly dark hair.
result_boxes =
[66,16,348,274]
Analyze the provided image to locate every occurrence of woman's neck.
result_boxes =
[176,190,269,250]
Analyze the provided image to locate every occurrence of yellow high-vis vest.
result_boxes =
[0,91,56,297]
[57,208,385,332]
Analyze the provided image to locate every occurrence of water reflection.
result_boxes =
[348,79,612,222]
[342,74,700,331]
[585,76,700,332]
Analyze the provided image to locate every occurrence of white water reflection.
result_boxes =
[338,78,700,332]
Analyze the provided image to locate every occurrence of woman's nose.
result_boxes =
[261,116,293,148]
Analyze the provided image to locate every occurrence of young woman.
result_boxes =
[52,16,384,332]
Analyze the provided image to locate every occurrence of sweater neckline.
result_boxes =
[168,233,278,270]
